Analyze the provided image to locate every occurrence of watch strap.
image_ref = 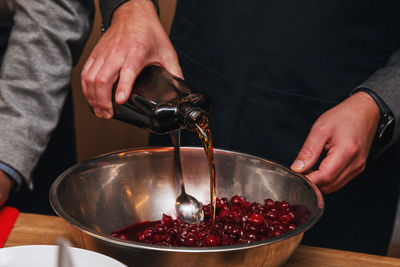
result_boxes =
[354,88,395,156]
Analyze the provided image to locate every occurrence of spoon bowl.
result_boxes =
[175,190,204,224]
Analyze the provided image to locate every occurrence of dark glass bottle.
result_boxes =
[112,65,211,134]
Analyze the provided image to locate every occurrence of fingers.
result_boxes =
[82,39,136,118]
[306,142,367,194]
[291,123,329,173]
[305,145,351,192]
[81,39,103,102]
[306,162,364,194]
[115,67,138,104]
[82,54,107,117]
[92,52,129,117]
[81,56,93,99]
[114,50,148,104]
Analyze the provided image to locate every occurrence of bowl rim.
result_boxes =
[50,146,324,253]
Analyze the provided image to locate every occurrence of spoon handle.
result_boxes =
[170,130,185,194]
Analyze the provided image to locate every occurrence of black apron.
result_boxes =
[151,0,400,255]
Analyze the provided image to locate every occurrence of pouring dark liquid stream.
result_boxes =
[193,118,216,231]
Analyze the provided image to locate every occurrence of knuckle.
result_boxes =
[98,100,112,110]
[344,141,359,158]
[131,41,149,55]
[319,173,334,185]
[299,146,316,160]
[355,158,366,173]
[95,76,108,88]
[120,65,136,75]
[107,39,124,54]
[81,70,87,81]
[85,74,96,86]
[312,120,328,134]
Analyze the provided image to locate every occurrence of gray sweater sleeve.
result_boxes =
[356,49,400,146]
[0,0,93,188]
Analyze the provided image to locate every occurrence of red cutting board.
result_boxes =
[0,206,19,247]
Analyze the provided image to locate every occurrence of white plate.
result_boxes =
[0,245,127,267]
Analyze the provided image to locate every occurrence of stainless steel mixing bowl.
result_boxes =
[50,147,323,267]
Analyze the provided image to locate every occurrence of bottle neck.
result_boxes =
[179,105,209,132]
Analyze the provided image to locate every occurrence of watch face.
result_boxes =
[371,115,394,157]
[377,114,394,140]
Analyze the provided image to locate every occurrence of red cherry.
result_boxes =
[264,199,275,209]
[278,201,290,210]
[250,202,263,213]
[185,233,198,246]
[278,213,293,225]
[228,210,240,222]
[205,235,221,246]
[231,195,245,206]
[238,200,248,209]
[271,229,283,237]
[143,228,155,238]
[198,231,209,240]
[219,209,229,221]
[119,234,128,240]
[155,224,167,234]
[161,214,173,225]
[248,213,265,225]
[287,211,296,221]
[265,210,278,220]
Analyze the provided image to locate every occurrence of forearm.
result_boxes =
[0,0,93,185]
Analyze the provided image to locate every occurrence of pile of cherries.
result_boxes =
[110,195,300,247]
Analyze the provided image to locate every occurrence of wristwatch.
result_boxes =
[354,88,395,154]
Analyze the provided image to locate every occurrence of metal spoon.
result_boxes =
[170,130,204,224]
[57,238,74,267]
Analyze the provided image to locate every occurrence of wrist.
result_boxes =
[352,91,381,124]
[0,171,14,206]
[113,0,157,21]
[353,88,395,156]
[0,170,15,188]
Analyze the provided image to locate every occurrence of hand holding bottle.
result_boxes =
[81,0,182,119]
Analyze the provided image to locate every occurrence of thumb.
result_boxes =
[291,124,329,173]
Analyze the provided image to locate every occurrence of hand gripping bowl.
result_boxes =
[50,147,324,267]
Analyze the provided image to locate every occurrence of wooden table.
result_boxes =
[4,213,400,267]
